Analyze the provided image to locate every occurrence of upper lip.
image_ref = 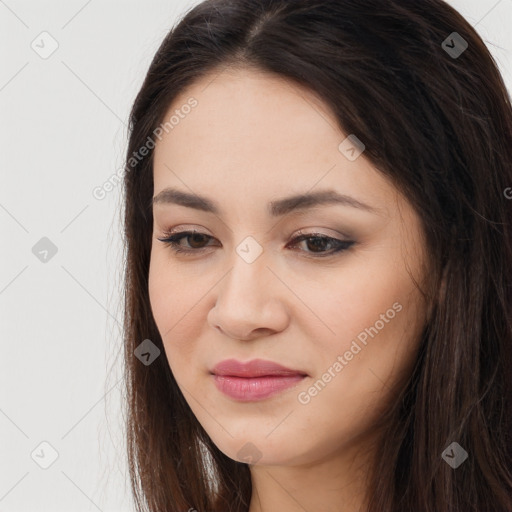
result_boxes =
[211,358,308,378]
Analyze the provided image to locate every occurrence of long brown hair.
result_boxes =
[122,1,512,510]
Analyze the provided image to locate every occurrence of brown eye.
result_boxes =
[157,230,355,258]
[288,233,355,256]
[186,233,211,249]
[157,231,217,254]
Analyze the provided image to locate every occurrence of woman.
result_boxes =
[122,0,512,510]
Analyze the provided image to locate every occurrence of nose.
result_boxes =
[207,253,290,341]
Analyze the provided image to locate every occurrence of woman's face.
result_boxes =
[148,67,429,467]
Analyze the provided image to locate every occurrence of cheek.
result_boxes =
[148,254,216,379]
[295,255,425,399]
[293,274,422,442]
[148,249,200,328]
[299,255,418,343]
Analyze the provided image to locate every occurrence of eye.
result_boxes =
[288,230,355,257]
[157,230,218,255]
[157,229,355,257]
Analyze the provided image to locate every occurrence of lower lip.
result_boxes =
[213,374,306,401]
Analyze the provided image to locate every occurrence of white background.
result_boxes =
[0,1,511,510]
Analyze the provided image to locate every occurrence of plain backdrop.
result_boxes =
[0,0,511,510]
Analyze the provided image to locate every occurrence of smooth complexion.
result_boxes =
[148,67,430,512]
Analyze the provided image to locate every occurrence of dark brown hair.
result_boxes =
[122,0,512,510]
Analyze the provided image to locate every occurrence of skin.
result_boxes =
[148,66,430,512]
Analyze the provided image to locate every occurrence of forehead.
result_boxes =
[157,69,339,160]
[152,67,395,213]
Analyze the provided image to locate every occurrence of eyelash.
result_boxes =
[156,230,355,258]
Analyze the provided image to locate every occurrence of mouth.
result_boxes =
[210,358,308,401]
[212,374,307,401]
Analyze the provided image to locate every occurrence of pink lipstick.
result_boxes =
[211,358,307,401]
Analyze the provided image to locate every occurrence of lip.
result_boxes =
[211,358,308,401]
[211,358,308,378]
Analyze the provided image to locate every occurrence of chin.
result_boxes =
[208,434,295,466]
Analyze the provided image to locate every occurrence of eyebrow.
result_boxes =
[151,187,382,216]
